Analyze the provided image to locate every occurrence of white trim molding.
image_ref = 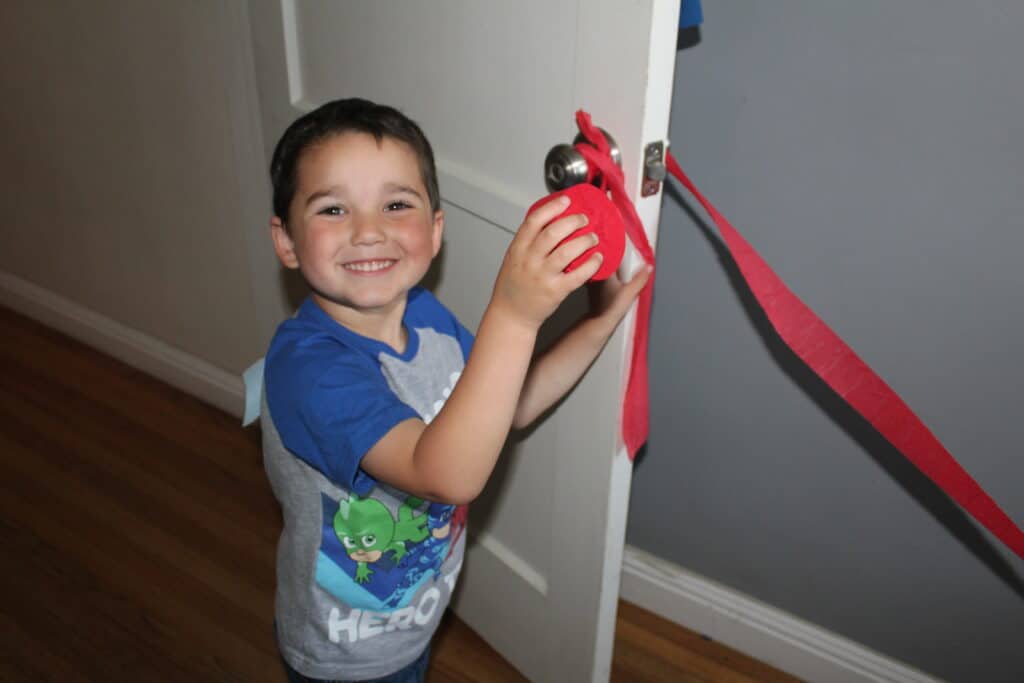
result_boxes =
[620,546,944,683]
[473,530,548,597]
[0,270,244,418]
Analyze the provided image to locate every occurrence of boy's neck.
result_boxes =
[312,292,409,353]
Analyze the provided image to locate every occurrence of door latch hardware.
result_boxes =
[642,141,666,197]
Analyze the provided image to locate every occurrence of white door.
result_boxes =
[246,2,678,680]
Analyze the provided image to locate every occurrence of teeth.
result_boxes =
[343,260,395,272]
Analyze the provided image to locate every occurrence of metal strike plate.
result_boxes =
[642,141,666,197]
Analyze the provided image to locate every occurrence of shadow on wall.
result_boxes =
[677,26,702,51]
[660,180,1024,600]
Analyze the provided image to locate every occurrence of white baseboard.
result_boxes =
[620,545,943,683]
[0,270,244,418]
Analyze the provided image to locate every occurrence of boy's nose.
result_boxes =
[349,216,385,245]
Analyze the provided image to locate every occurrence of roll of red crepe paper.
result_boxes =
[528,183,626,281]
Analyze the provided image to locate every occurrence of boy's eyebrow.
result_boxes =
[304,186,344,207]
[383,182,424,199]
[303,183,424,207]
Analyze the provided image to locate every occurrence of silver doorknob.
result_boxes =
[544,128,621,192]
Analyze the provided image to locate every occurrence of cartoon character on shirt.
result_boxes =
[428,502,454,539]
[333,495,429,584]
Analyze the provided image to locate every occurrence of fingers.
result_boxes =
[534,211,589,254]
[518,195,572,242]
[624,263,653,293]
[527,227,601,299]
[608,264,652,315]
[517,196,597,276]
[564,252,604,289]
[549,230,598,272]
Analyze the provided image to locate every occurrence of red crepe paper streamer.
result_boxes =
[572,109,1023,563]
[573,109,1023,561]
[572,111,657,459]
[662,151,1024,561]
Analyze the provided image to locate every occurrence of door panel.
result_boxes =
[282,0,579,231]
[247,2,679,680]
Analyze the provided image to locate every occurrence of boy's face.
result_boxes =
[271,132,443,326]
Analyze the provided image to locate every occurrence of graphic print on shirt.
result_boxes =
[335,495,428,584]
[312,323,470,612]
[316,493,463,611]
[423,370,461,424]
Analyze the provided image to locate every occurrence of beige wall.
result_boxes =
[0,1,287,393]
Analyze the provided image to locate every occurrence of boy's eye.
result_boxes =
[361,534,377,548]
[341,536,357,550]
[385,200,412,211]
[319,205,345,216]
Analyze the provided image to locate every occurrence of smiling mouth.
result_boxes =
[342,259,397,273]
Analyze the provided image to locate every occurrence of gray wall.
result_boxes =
[626,3,1024,682]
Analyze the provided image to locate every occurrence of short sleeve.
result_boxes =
[265,336,419,493]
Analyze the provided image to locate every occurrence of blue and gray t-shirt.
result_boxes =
[261,287,471,680]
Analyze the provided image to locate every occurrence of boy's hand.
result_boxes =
[586,264,653,335]
[490,195,604,331]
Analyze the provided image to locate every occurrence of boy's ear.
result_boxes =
[431,209,444,258]
[270,217,300,269]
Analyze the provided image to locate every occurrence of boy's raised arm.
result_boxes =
[361,195,604,504]
[512,264,650,429]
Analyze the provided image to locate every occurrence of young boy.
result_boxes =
[261,98,649,681]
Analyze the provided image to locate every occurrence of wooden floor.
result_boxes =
[0,305,802,683]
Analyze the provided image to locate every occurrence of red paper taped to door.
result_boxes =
[573,109,1024,561]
